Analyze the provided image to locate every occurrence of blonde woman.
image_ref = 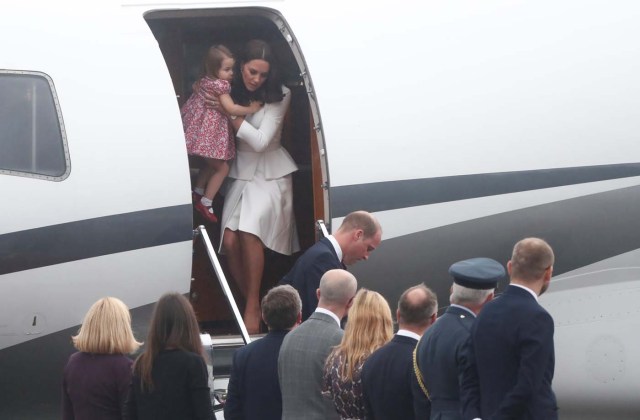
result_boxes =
[322,289,393,420]
[62,297,142,420]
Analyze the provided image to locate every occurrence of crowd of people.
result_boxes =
[61,36,559,420]
[61,230,558,420]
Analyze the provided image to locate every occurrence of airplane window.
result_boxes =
[0,71,69,181]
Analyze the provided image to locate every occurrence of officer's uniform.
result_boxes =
[414,258,505,420]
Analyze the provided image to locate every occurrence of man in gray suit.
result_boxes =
[278,269,357,420]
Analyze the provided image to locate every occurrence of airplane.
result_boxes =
[1,0,640,418]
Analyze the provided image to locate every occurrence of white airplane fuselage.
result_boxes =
[1,1,640,418]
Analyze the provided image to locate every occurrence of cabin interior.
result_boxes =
[145,8,325,336]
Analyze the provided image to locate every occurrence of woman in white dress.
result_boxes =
[207,39,299,333]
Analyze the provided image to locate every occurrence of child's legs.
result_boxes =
[203,158,230,200]
[195,166,214,191]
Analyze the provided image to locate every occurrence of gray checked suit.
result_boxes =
[278,311,342,420]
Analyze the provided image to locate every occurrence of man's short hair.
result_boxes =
[397,284,438,326]
[319,269,358,306]
[510,237,555,282]
[338,211,381,238]
[450,283,494,306]
[261,285,302,330]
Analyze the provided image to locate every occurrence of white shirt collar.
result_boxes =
[449,303,476,318]
[315,307,341,327]
[396,329,421,341]
[326,235,343,262]
[510,283,539,301]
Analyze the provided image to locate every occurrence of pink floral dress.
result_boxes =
[181,77,235,160]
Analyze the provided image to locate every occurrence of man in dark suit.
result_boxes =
[281,211,381,321]
[415,257,505,420]
[224,284,302,420]
[278,269,357,420]
[461,238,558,420]
[361,284,437,420]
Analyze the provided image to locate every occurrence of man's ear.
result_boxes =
[316,288,321,300]
[295,311,302,326]
[507,260,513,276]
[485,292,495,304]
[346,296,355,310]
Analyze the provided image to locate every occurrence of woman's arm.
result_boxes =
[218,93,262,117]
[234,88,291,153]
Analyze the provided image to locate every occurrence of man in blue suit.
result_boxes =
[361,284,437,420]
[461,238,558,420]
[281,211,381,321]
[224,284,302,420]
[415,257,505,420]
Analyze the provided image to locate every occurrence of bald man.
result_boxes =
[278,269,358,420]
[361,284,437,420]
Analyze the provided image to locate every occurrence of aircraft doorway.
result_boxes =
[145,8,327,333]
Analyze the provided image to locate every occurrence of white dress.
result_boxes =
[219,86,300,255]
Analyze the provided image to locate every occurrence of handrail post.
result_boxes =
[316,219,329,238]
[195,225,251,345]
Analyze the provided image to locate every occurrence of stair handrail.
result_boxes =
[195,225,251,345]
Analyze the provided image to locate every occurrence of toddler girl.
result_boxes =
[182,45,262,222]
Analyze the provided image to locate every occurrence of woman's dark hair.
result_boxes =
[132,293,205,391]
[231,39,284,105]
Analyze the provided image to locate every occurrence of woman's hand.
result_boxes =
[203,90,222,112]
[193,80,223,112]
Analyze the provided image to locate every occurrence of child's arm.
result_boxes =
[218,93,262,116]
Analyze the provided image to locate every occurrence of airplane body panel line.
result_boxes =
[330,162,640,217]
[0,204,193,276]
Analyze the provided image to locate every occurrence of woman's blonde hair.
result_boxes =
[329,289,393,381]
[72,297,142,354]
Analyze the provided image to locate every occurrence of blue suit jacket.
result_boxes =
[416,305,475,420]
[224,330,289,420]
[280,237,342,321]
[361,334,430,420]
[461,285,558,420]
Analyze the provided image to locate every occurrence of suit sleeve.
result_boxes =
[303,251,341,315]
[493,311,555,419]
[223,350,243,420]
[360,363,375,420]
[61,374,74,420]
[460,331,481,420]
[122,377,138,420]
[116,358,134,420]
[411,364,431,419]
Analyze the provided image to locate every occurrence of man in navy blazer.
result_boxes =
[361,284,438,420]
[224,284,302,420]
[281,211,382,321]
[415,257,504,420]
[461,238,558,420]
